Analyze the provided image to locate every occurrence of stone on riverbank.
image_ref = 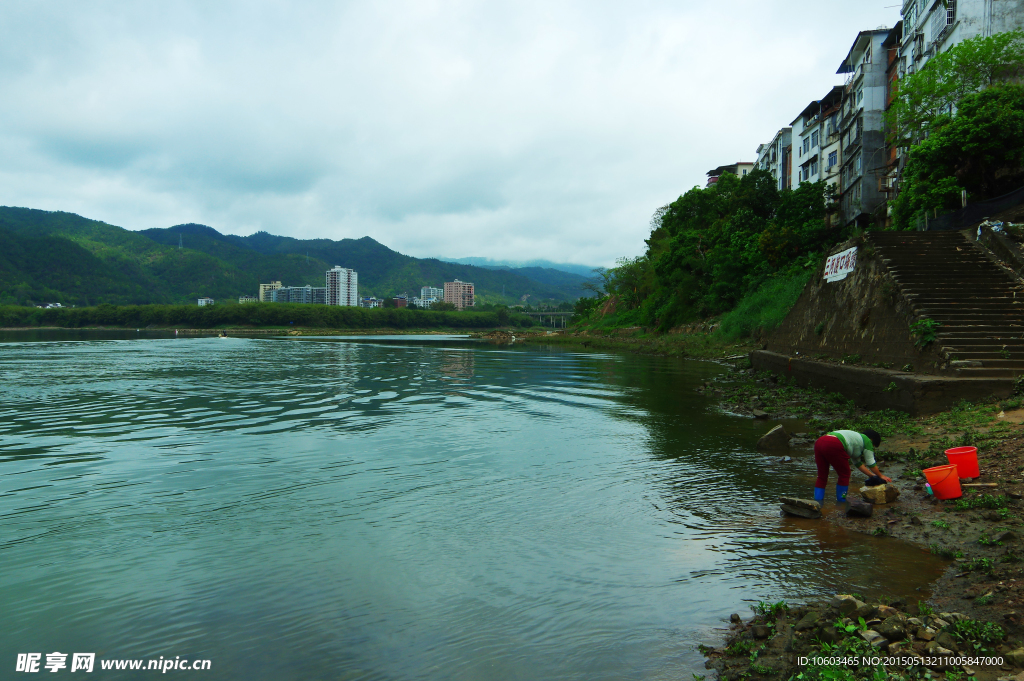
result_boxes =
[794,611,819,631]
[832,595,866,616]
[858,629,887,647]
[757,425,790,450]
[860,484,900,504]
[779,497,821,519]
[846,499,874,517]
[752,409,769,419]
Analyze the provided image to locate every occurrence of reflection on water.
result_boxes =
[0,332,945,680]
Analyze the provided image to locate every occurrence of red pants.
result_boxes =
[814,435,851,489]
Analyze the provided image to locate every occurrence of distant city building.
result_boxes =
[394,294,408,308]
[258,281,282,302]
[444,280,475,310]
[412,296,440,309]
[198,297,215,306]
[360,296,384,308]
[705,162,755,187]
[270,286,327,304]
[238,295,258,304]
[421,286,444,301]
[326,266,358,306]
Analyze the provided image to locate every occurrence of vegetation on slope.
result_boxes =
[572,169,841,335]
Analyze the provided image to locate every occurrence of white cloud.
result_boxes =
[0,0,898,266]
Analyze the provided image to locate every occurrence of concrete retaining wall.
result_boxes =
[750,350,1014,415]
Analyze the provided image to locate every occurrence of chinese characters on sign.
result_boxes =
[823,246,857,282]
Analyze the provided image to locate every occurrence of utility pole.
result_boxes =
[178,234,183,250]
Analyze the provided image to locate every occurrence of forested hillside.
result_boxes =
[0,207,587,307]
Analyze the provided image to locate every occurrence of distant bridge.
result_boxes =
[522,311,572,328]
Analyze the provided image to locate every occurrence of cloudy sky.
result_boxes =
[0,1,899,267]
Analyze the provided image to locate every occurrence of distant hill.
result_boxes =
[0,207,589,307]
[438,256,599,277]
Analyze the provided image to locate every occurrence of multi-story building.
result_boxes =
[883,22,904,213]
[443,280,475,310]
[258,281,282,302]
[238,295,258,304]
[836,28,891,226]
[360,297,384,308]
[421,286,443,301]
[198,297,214,306]
[270,286,327,304]
[899,0,1024,77]
[326,266,358,307]
[791,87,844,189]
[705,162,755,187]
[755,128,793,191]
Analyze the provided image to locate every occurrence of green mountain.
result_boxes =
[0,206,586,307]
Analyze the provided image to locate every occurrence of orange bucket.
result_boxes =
[923,464,962,500]
[945,446,980,479]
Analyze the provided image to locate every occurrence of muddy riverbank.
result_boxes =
[700,364,1024,680]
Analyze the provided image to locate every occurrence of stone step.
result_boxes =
[948,367,1023,377]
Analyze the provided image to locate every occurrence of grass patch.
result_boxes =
[954,494,1008,511]
[718,271,811,341]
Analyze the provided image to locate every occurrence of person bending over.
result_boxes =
[813,428,891,504]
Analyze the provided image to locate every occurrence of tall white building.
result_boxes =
[326,266,358,306]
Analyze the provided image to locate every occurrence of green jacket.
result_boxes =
[828,430,876,468]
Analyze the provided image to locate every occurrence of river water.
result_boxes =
[0,333,946,680]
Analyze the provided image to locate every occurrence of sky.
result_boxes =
[0,1,901,267]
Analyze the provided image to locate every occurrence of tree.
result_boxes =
[431,301,456,311]
[892,84,1024,228]
[886,31,1024,146]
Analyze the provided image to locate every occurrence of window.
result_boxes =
[742,169,747,176]
[811,130,819,148]
[855,155,862,173]
[947,0,956,25]
[810,160,818,176]
[802,137,810,154]
[828,151,838,168]
[857,89,864,104]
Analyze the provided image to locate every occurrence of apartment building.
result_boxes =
[791,87,844,189]
[899,0,1024,77]
[326,266,359,307]
[258,281,282,302]
[443,280,475,310]
[271,286,327,304]
[421,286,443,301]
[836,28,891,226]
[705,162,755,187]
[755,128,792,191]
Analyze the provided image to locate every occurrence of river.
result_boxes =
[0,332,946,679]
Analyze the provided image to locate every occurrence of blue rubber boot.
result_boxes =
[813,487,825,505]
[836,485,849,503]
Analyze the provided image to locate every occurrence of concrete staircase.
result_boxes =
[867,230,1024,378]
